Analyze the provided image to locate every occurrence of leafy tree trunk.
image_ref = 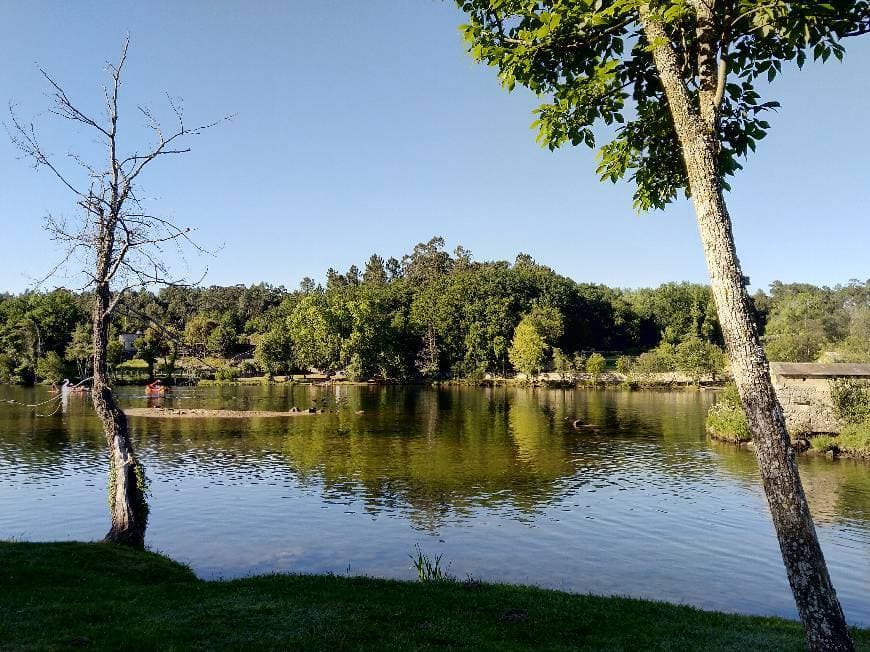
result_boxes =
[93,278,148,548]
[643,15,852,651]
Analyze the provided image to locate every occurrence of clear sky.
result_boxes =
[1,1,867,294]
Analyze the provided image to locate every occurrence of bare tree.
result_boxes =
[10,37,224,547]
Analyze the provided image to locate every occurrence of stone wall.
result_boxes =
[772,376,841,434]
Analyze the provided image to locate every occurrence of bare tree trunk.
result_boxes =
[642,15,853,652]
[92,280,148,548]
[10,37,221,550]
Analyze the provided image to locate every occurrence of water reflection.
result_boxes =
[1,384,868,625]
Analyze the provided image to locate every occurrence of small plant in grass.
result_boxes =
[808,435,837,453]
[410,544,451,582]
[706,383,750,443]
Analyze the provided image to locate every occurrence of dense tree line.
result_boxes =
[0,290,88,384]
[753,281,870,363]
[1,238,867,383]
[227,237,730,380]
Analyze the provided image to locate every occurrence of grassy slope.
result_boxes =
[1,542,868,651]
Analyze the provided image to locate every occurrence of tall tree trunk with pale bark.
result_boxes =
[642,14,852,652]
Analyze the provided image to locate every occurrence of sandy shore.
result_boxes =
[124,407,323,419]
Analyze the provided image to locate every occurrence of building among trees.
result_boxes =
[771,363,870,433]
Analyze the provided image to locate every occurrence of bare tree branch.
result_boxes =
[6,35,231,547]
[39,68,111,138]
[7,108,90,199]
[9,35,227,306]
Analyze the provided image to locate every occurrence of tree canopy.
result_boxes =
[1,241,865,383]
[457,0,869,209]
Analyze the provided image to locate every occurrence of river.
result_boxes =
[1,384,868,625]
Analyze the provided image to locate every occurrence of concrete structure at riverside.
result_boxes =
[771,363,870,433]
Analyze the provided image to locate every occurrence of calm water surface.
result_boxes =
[1,385,868,625]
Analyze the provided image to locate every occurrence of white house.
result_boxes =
[118,331,141,354]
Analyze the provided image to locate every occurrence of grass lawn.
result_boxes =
[116,359,150,370]
[1,541,868,651]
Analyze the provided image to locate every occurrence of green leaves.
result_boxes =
[509,317,548,375]
[456,0,869,211]
[596,95,688,211]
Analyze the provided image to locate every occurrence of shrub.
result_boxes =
[675,336,725,385]
[634,344,676,375]
[36,352,66,385]
[615,355,633,377]
[345,353,365,382]
[464,367,487,384]
[808,435,837,453]
[838,420,870,457]
[705,384,750,443]
[509,318,547,376]
[214,365,240,382]
[719,382,742,407]
[551,347,572,378]
[585,352,606,379]
[829,379,870,425]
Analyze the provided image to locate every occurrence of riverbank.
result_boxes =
[2,542,868,651]
[706,384,870,461]
[10,369,728,390]
[709,434,870,462]
[124,407,326,419]
[193,373,728,390]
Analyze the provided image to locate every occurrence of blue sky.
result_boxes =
[1,1,867,294]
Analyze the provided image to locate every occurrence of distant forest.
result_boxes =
[1,237,868,383]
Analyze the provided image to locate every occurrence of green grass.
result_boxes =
[839,419,870,457]
[807,422,870,458]
[2,542,868,650]
[116,358,149,370]
[198,376,271,386]
[809,434,838,453]
[706,385,751,443]
[706,404,752,443]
